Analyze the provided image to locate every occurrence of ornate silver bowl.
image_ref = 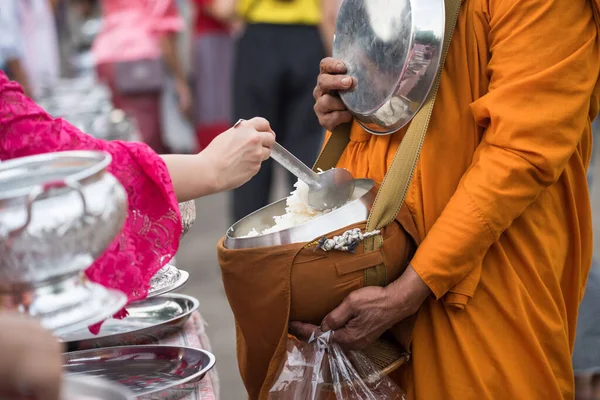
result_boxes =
[0,151,129,334]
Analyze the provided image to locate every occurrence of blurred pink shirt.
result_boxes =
[92,0,184,65]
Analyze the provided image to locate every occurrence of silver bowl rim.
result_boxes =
[147,268,191,298]
[0,150,112,201]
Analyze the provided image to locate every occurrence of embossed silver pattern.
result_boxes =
[333,0,445,134]
[0,151,129,333]
[178,200,196,237]
[0,151,128,285]
[147,265,190,298]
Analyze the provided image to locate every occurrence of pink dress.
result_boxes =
[93,0,184,65]
[0,71,182,319]
[93,0,184,155]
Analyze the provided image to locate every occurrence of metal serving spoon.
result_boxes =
[270,142,355,210]
[234,119,355,210]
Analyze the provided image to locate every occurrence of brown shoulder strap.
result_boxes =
[312,123,351,172]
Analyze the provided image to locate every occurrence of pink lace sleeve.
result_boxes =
[0,72,182,308]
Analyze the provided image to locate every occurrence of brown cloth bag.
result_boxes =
[217,210,419,400]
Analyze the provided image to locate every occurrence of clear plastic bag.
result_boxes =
[268,329,406,400]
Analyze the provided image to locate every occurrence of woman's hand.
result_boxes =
[289,265,431,350]
[202,117,275,192]
[0,313,63,400]
[162,117,274,201]
[313,58,355,131]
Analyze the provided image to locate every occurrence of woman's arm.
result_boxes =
[158,33,187,86]
[152,1,191,115]
[159,33,192,115]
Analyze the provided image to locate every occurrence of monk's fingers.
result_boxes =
[288,321,319,342]
[330,325,372,351]
[316,74,354,97]
[319,58,348,75]
[314,94,348,114]
[317,111,353,132]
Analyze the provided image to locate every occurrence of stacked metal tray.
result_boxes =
[59,201,216,399]
[61,293,198,351]
[64,346,215,400]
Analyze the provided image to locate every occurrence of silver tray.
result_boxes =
[64,345,216,400]
[61,294,199,351]
[62,374,134,400]
[147,265,190,298]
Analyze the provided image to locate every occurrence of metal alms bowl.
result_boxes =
[224,178,376,249]
[0,150,128,285]
[333,0,445,134]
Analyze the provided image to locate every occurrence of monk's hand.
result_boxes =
[294,265,432,350]
[313,58,355,131]
[288,286,403,348]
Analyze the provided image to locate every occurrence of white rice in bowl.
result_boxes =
[240,178,337,237]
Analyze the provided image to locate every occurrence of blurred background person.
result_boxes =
[574,117,600,400]
[159,0,197,154]
[190,0,237,152]
[0,0,61,98]
[0,0,33,98]
[230,0,339,223]
[79,0,192,154]
[18,0,61,97]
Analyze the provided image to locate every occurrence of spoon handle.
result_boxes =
[270,142,320,188]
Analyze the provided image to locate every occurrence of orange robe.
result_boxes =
[331,0,600,398]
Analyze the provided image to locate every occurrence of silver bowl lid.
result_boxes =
[333,0,445,134]
[0,151,111,205]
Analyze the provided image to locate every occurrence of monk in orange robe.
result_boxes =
[290,0,600,398]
